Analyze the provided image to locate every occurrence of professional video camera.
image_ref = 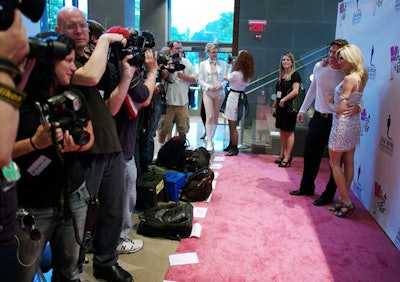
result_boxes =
[40,91,91,146]
[108,26,148,70]
[28,35,70,59]
[157,52,186,73]
[0,0,45,30]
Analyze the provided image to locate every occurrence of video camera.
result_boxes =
[108,27,149,70]
[0,0,45,30]
[28,35,70,59]
[157,52,186,74]
[39,91,91,146]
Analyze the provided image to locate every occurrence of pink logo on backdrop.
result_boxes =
[373,182,387,214]
[390,45,399,80]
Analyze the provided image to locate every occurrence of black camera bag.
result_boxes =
[156,136,188,170]
[135,171,168,211]
[182,146,211,173]
[180,167,214,202]
[137,202,193,240]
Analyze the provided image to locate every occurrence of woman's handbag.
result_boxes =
[286,83,306,113]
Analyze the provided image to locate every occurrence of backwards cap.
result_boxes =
[106,26,131,40]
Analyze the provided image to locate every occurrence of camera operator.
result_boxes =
[12,32,94,282]
[105,26,158,254]
[157,40,197,146]
[0,8,37,281]
[56,7,136,282]
[134,30,162,175]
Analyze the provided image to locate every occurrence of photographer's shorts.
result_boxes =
[158,104,189,135]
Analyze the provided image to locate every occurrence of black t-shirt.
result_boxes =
[15,88,91,208]
[74,57,122,154]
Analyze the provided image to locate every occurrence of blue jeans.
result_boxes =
[15,183,89,282]
[120,156,137,239]
[84,152,125,268]
[0,184,18,282]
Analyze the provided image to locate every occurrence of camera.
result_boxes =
[42,91,91,146]
[17,209,41,241]
[28,35,70,59]
[227,55,236,65]
[0,0,45,30]
[109,29,148,69]
[157,53,186,73]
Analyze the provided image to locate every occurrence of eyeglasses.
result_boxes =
[64,23,89,31]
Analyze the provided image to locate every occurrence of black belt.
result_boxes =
[315,111,332,118]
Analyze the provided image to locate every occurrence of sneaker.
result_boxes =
[117,238,144,254]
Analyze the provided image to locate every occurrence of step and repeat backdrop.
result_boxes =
[336,0,400,250]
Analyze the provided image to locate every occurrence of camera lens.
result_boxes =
[22,214,35,227]
[70,126,90,146]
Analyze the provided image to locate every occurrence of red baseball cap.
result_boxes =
[106,26,131,40]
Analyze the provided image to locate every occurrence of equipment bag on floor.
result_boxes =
[180,167,214,202]
[156,136,188,170]
[135,171,168,211]
[137,202,193,240]
[181,146,211,172]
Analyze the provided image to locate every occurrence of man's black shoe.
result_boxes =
[313,198,332,206]
[93,263,133,282]
[289,189,314,196]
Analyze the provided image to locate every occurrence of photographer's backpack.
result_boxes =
[181,146,211,172]
[180,167,214,202]
[137,202,193,240]
[156,136,188,170]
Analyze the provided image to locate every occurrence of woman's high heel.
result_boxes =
[223,143,233,152]
[335,203,355,218]
[278,157,292,168]
[328,200,343,212]
[274,157,284,164]
[225,147,239,156]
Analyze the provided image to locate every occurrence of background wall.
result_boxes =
[336,0,400,251]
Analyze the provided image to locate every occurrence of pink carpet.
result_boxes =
[164,153,400,282]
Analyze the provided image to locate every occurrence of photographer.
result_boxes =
[12,33,94,282]
[135,30,162,175]
[105,27,158,254]
[0,7,40,281]
[56,7,136,282]
[157,40,197,146]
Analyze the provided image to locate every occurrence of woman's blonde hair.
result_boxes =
[205,42,218,53]
[279,52,296,81]
[337,44,368,87]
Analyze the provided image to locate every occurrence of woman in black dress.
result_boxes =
[272,52,301,167]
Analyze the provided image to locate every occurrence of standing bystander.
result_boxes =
[223,50,255,156]
[56,7,135,282]
[157,40,197,146]
[198,42,227,152]
[272,52,302,168]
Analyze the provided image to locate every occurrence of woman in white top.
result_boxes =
[223,50,255,156]
[198,43,227,151]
